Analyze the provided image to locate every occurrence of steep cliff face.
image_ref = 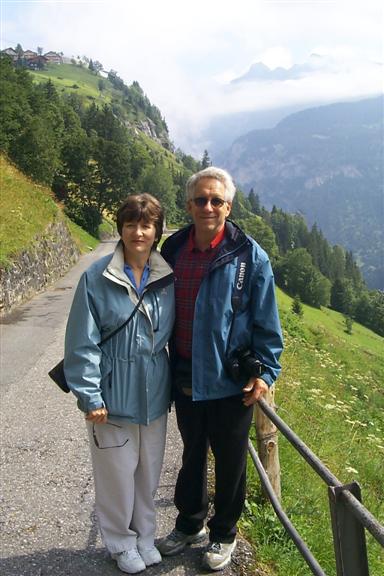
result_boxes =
[218,96,384,288]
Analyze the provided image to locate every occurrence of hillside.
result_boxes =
[244,287,384,575]
[0,154,97,268]
[218,96,384,289]
[30,62,171,148]
[0,54,202,235]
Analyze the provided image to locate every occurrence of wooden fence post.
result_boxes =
[254,385,281,501]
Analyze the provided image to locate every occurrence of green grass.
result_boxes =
[30,63,113,104]
[0,155,97,265]
[241,290,384,575]
[65,217,99,252]
[0,155,59,267]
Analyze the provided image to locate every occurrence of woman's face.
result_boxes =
[121,219,157,261]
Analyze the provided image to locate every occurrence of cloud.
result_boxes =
[2,0,383,154]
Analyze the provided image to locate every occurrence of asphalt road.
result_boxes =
[0,241,259,576]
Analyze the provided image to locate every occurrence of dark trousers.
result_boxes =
[173,361,253,543]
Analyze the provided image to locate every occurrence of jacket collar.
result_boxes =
[103,240,174,292]
[162,220,249,266]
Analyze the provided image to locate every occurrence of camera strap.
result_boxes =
[226,246,250,356]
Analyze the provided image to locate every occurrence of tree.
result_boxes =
[10,116,61,185]
[275,248,331,308]
[37,46,43,56]
[366,291,384,336]
[292,295,304,317]
[98,79,106,94]
[0,56,33,151]
[230,189,252,220]
[138,163,177,224]
[237,216,279,263]
[248,188,261,215]
[15,43,23,56]
[270,208,295,253]
[201,150,211,169]
[330,278,355,315]
[93,60,103,74]
[344,315,353,335]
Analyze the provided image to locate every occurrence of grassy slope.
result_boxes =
[0,155,97,267]
[30,63,113,104]
[30,64,182,174]
[242,289,384,575]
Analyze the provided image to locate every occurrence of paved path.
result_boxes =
[0,242,259,576]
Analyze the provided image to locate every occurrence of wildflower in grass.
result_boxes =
[324,404,336,410]
[345,466,358,475]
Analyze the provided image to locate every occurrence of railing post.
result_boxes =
[328,481,369,576]
[254,385,281,501]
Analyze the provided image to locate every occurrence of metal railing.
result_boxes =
[248,397,384,576]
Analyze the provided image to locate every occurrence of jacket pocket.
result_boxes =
[100,355,113,390]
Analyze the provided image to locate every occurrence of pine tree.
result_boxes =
[292,295,304,317]
[201,150,211,169]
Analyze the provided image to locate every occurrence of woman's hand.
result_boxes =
[85,407,108,423]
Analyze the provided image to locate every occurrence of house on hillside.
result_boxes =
[22,50,38,60]
[44,51,63,64]
[26,55,49,70]
[1,47,18,61]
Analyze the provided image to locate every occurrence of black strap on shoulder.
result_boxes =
[226,247,250,355]
[100,291,145,346]
[231,247,249,312]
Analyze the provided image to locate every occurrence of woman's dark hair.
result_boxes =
[116,194,164,249]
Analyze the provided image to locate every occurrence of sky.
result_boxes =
[1,0,383,155]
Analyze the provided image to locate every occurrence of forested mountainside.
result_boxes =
[0,54,203,233]
[1,53,383,336]
[218,96,384,289]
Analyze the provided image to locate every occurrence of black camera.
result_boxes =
[226,348,265,382]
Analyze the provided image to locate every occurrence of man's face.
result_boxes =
[187,177,232,238]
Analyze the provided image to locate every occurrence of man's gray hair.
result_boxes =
[186,167,236,201]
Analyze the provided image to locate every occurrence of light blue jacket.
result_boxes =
[161,221,283,401]
[64,242,175,424]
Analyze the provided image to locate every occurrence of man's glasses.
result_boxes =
[92,422,129,449]
[192,197,226,208]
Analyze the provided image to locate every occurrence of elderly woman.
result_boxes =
[64,194,175,574]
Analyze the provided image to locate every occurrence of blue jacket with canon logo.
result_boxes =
[161,220,283,401]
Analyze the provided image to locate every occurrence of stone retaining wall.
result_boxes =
[0,220,80,315]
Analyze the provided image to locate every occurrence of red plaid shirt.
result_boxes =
[174,226,226,358]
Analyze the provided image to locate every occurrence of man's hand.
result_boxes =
[242,377,268,406]
[85,407,108,423]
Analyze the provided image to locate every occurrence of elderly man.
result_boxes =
[159,167,283,571]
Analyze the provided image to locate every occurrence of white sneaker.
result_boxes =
[138,545,162,566]
[202,540,237,571]
[111,548,146,574]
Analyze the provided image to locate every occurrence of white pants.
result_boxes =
[86,413,167,554]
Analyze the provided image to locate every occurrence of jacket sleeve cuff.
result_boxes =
[260,373,274,387]
[85,396,105,412]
